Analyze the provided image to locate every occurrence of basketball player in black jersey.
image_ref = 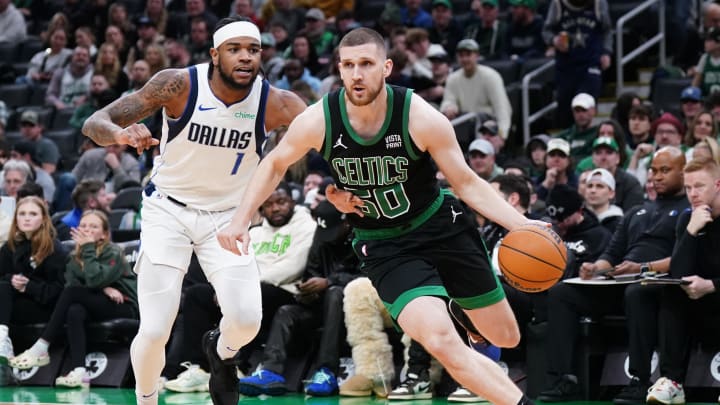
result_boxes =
[219,27,542,405]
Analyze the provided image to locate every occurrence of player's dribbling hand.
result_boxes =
[325,184,365,217]
[115,123,159,154]
[217,220,251,256]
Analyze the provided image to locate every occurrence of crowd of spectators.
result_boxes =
[0,0,719,403]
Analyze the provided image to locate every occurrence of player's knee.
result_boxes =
[418,328,458,361]
[491,325,521,348]
[223,307,262,340]
[136,321,173,345]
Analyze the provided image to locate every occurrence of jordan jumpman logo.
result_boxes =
[450,205,463,223]
[334,133,348,149]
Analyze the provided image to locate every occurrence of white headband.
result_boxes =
[213,21,261,48]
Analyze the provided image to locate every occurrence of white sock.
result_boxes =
[28,339,49,357]
[136,389,158,405]
[216,333,238,361]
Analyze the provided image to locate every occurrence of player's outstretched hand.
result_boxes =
[115,123,160,154]
[522,219,551,229]
[325,184,365,217]
[217,220,251,256]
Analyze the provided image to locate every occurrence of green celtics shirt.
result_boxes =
[321,84,441,233]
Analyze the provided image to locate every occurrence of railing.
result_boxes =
[615,0,665,97]
[521,60,556,145]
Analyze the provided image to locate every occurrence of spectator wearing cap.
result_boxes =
[18,111,60,175]
[441,38,513,139]
[555,93,599,159]
[302,8,336,58]
[576,120,631,173]
[544,184,612,297]
[0,0,27,43]
[467,138,502,181]
[464,0,507,60]
[543,0,613,128]
[629,112,687,187]
[126,15,164,71]
[477,115,509,166]
[10,141,55,202]
[166,0,219,41]
[627,104,654,149]
[582,168,623,233]
[428,0,464,57]
[506,0,545,60]
[261,33,285,85]
[679,86,704,130]
[536,138,577,201]
[579,134,644,212]
[526,134,549,181]
[693,26,720,97]
[400,0,433,29]
[46,46,94,111]
[415,44,450,107]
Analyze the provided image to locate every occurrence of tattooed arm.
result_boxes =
[82,69,189,151]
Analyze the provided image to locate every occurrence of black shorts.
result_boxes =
[352,193,505,321]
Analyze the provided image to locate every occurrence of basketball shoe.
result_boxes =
[202,329,238,405]
[646,377,685,405]
[387,370,432,400]
[164,362,210,393]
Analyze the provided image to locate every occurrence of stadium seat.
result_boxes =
[45,128,78,159]
[4,131,22,148]
[29,83,49,106]
[111,187,142,211]
[0,42,17,63]
[51,107,75,130]
[651,77,692,115]
[109,208,131,230]
[17,37,44,63]
[0,83,31,108]
[480,59,520,86]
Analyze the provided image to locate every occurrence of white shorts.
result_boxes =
[136,188,257,278]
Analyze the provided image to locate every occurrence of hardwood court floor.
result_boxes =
[0,387,718,405]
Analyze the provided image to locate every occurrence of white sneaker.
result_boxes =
[448,387,489,402]
[646,377,685,405]
[55,367,90,388]
[164,362,210,393]
[387,372,432,400]
[0,335,13,364]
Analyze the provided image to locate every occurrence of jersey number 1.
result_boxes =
[231,153,244,175]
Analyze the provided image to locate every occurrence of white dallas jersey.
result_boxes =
[150,63,269,211]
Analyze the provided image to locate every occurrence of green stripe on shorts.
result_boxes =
[452,277,506,309]
[383,285,449,321]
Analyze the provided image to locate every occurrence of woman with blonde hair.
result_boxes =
[94,42,129,93]
[7,210,138,388]
[74,26,98,59]
[0,196,66,364]
[692,136,720,164]
[144,43,169,76]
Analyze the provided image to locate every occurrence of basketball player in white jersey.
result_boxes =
[82,17,310,405]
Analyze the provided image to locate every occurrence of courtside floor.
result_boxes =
[0,388,718,405]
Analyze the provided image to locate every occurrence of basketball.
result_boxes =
[498,224,566,293]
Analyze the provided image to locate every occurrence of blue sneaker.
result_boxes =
[469,336,501,362]
[304,367,338,397]
[238,369,287,396]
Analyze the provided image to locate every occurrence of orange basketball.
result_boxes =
[498,224,566,293]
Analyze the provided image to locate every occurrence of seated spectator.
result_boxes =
[302,8,336,59]
[535,138,577,201]
[0,0,27,43]
[187,17,212,66]
[72,143,141,194]
[582,168,623,233]
[555,93,599,160]
[46,46,94,111]
[0,196,66,362]
[126,16,164,70]
[1,159,33,198]
[69,74,117,132]
[427,0,463,57]
[467,139,502,181]
[506,0,545,60]
[144,43,169,77]
[18,111,60,175]
[122,60,152,98]
[575,120,631,172]
[165,39,191,69]
[610,92,641,140]
[692,136,720,163]
[74,27,98,59]
[415,44,450,108]
[403,28,433,81]
[628,113,686,187]
[525,134,549,181]
[648,157,720,404]
[260,33,285,85]
[626,104,654,149]
[692,27,720,97]
[477,116,508,166]
[400,0,432,29]
[238,200,360,396]
[580,136,643,211]
[17,28,72,86]
[679,86,704,130]
[285,33,325,77]
[94,42,129,95]
[464,0,507,60]
[441,39,512,139]
[10,142,55,203]
[8,210,137,388]
[276,58,322,94]
[56,180,114,241]
[684,110,717,152]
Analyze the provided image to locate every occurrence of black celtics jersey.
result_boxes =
[320,84,440,234]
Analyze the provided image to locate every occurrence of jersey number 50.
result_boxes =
[348,183,411,219]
